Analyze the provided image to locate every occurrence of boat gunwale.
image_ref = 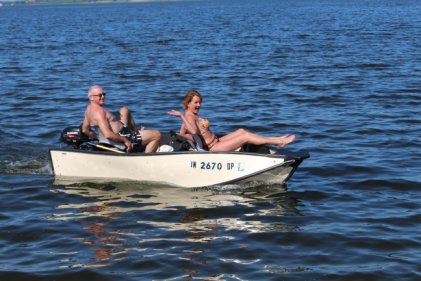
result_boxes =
[49,147,309,161]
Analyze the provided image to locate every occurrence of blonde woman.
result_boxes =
[168,90,295,151]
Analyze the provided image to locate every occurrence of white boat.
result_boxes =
[49,127,309,188]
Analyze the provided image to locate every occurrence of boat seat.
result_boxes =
[86,141,145,153]
[90,142,126,153]
[190,134,209,151]
[159,131,209,152]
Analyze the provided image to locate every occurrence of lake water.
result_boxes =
[0,0,420,280]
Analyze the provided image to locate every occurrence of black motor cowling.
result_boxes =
[60,126,90,148]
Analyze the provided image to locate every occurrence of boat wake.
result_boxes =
[0,157,52,175]
[0,138,53,175]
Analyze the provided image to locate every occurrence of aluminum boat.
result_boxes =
[49,126,309,188]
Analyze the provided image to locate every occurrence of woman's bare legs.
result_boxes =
[210,128,295,151]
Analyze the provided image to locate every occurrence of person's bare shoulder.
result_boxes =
[85,104,105,125]
[185,111,196,119]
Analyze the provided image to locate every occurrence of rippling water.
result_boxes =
[0,0,420,280]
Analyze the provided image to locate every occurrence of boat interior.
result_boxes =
[59,126,274,155]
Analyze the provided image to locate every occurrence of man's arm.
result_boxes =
[96,110,133,151]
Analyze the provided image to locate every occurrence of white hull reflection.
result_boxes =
[50,182,299,232]
[49,183,300,269]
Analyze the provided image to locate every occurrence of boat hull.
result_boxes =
[49,149,307,188]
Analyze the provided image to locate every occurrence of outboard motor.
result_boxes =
[60,126,90,148]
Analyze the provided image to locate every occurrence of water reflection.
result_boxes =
[78,217,128,265]
[51,179,293,213]
[50,180,301,270]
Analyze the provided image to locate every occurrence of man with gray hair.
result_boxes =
[81,85,160,152]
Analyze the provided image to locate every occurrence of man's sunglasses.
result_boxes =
[91,93,106,98]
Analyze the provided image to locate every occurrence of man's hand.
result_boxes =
[124,139,133,152]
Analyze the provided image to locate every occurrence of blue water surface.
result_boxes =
[0,0,420,280]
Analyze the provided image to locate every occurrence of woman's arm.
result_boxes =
[178,122,193,141]
[168,110,197,140]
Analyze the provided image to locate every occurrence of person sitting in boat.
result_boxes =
[82,85,161,152]
[167,89,295,151]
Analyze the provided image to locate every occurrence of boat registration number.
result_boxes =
[191,161,245,172]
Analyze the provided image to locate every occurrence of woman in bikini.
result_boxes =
[167,90,295,151]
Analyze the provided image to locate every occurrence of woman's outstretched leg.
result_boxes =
[211,128,295,151]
